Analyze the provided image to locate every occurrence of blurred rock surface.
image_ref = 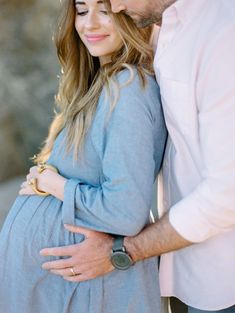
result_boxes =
[0,0,60,182]
[0,176,24,229]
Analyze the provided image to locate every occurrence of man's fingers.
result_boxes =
[64,224,96,237]
[63,274,89,283]
[50,267,79,277]
[42,257,73,270]
[63,264,113,282]
[40,244,79,257]
[41,230,114,282]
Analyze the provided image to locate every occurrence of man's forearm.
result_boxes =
[41,213,192,282]
[124,213,192,262]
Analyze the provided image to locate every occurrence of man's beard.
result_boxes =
[124,10,162,28]
[124,0,177,28]
[135,14,162,28]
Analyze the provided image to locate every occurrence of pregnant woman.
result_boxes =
[0,0,166,312]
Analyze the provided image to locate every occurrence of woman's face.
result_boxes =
[75,0,123,65]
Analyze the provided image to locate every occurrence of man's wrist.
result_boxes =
[123,236,142,263]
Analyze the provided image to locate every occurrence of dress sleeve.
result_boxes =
[169,23,235,242]
[62,71,166,236]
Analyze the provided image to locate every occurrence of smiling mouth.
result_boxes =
[85,35,109,43]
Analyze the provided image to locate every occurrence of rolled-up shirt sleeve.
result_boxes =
[169,25,235,242]
[62,72,166,236]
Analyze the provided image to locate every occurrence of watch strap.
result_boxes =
[112,236,125,252]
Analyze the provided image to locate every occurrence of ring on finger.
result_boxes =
[69,267,76,276]
[28,178,35,186]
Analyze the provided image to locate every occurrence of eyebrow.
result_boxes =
[75,1,104,5]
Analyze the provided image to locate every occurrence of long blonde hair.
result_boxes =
[36,0,154,163]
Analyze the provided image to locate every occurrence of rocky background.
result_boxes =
[0,0,60,224]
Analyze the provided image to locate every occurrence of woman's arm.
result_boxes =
[40,72,167,280]
[21,72,166,237]
[61,72,166,236]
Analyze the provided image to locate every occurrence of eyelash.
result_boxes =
[76,10,108,16]
[76,11,87,15]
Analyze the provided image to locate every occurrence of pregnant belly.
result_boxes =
[0,195,83,264]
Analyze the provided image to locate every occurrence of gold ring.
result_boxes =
[28,178,34,186]
[27,163,58,197]
[28,177,50,197]
[37,163,58,174]
[69,267,76,276]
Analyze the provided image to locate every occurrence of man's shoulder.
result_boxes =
[187,0,235,54]
[202,0,235,29]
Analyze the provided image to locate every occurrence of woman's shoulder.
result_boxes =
[110,66,159,105]
[114,66,161,112]
[115,66,159,93]
[96,66,162,125]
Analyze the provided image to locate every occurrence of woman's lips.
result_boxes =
[85,35,109,43]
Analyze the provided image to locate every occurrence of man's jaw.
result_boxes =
[123,10,162,28]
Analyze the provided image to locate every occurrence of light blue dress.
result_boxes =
[0,69,167,313]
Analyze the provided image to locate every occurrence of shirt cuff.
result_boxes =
[168,192,222,243]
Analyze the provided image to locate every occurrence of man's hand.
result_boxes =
[40,224,114,282]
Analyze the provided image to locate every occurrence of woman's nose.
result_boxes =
[84,12,100,29]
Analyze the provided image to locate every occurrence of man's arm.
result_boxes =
[40,213,191,282]
[125,213,191,262]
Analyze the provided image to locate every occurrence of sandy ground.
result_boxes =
[0,176,24,229]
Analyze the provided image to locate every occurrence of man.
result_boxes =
[41,1,235,312]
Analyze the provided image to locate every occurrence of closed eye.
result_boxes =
[76,11,88,15]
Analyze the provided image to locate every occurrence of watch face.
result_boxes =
[111,251,133,270]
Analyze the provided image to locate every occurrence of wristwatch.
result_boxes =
[110,236,134,270]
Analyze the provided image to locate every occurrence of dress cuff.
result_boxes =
[61,178,80,225]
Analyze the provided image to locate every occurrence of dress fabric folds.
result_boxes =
[0,70,167,313]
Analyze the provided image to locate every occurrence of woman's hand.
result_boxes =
[19,166,67,201]
[19,175,36,196]
[19,166,41,196]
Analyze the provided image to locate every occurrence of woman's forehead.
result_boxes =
[75,0,105,6]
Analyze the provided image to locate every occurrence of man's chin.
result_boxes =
[128,14,159,28]
[135,19,155,28]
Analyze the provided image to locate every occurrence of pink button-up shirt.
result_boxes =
[154,0,235,310]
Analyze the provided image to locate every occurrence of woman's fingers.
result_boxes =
[29,166,38,175]
[19,180,35,195]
